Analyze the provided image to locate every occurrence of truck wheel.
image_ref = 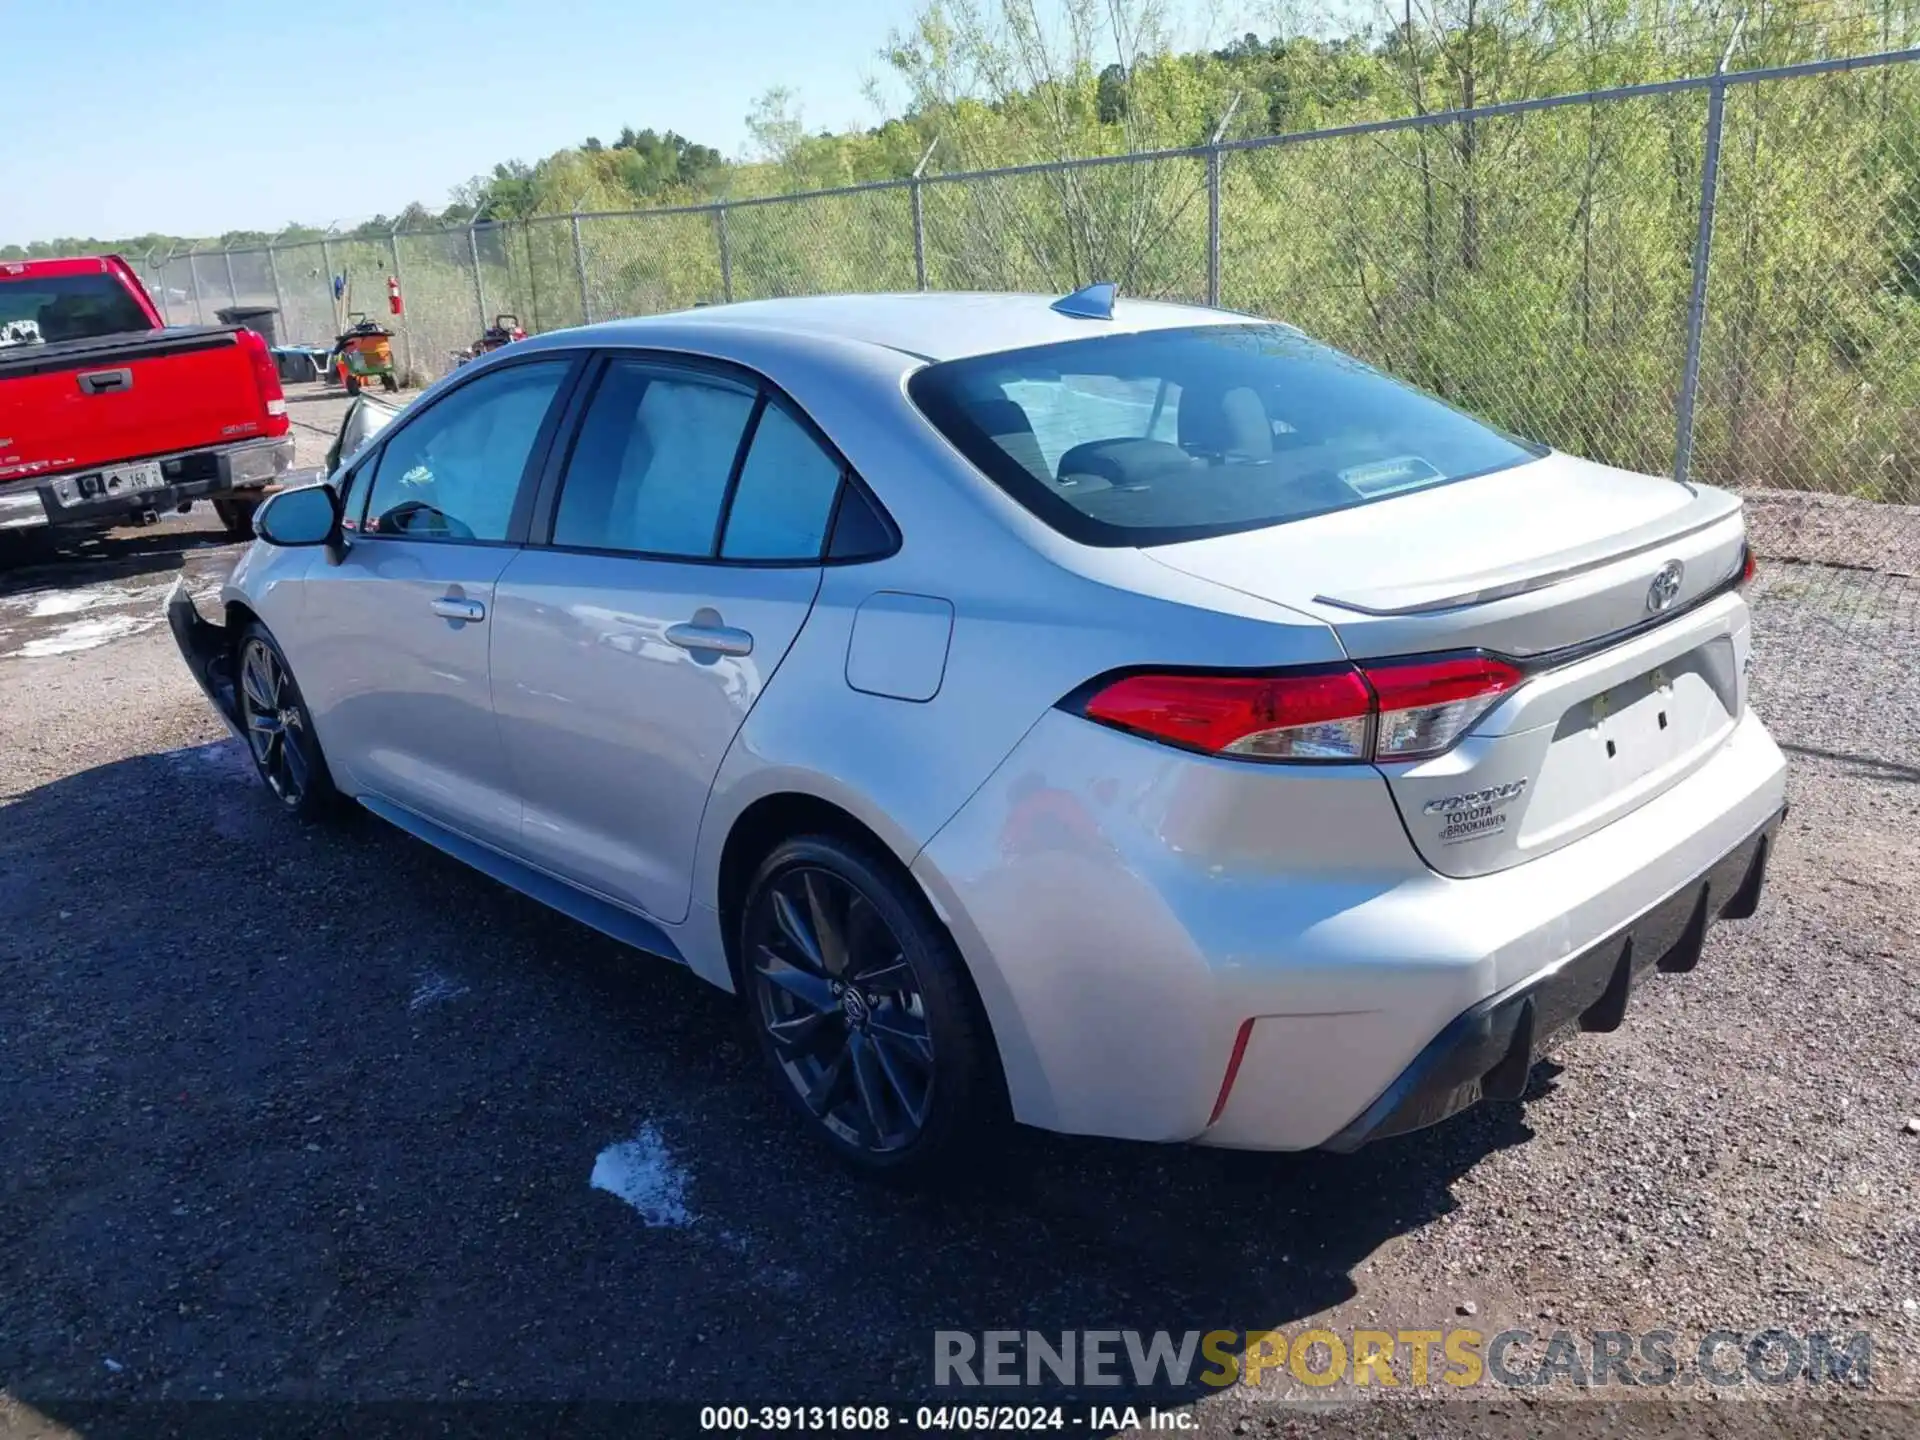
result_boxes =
[212,497,261,540]
[381,373,399,393]
[345,374,362,397]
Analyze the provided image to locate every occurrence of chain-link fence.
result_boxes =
[136,48,1920,664]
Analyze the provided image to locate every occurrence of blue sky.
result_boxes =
[0,0,923,244]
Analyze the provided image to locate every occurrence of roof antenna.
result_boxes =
[1051,282,1117,320]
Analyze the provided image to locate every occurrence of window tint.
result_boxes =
[826,484,894,561]
[553,362,756,557]
[365,361,567,541]
[909,325,1543,547]
[720,403,843,561]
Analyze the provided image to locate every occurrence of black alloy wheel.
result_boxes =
[741,836,998,1176]
[235,623,336,818]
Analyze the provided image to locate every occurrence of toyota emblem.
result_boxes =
[1647,560,1685,613]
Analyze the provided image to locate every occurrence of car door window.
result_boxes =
[364,361,569,541]
[552,361,757,557]
[719,403,845,561]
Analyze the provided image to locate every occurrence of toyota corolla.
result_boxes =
[169,288,1786,1178]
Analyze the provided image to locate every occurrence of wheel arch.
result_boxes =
[223,596,261,640]
[715,788,920,987]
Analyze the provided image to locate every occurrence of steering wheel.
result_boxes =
[379,499,475,541]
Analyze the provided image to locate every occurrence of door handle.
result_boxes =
[665,621,753,657]
[430,596,486,623]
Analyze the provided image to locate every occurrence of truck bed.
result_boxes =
[0,325,284,485]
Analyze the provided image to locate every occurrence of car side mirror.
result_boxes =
[254,484,341,547]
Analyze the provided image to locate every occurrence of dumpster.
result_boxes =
[215,305,282,349]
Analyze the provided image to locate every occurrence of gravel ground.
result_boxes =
[0,426,1915,1437]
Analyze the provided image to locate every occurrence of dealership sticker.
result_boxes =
[1424,778,1529,845]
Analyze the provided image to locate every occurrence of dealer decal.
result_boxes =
[1424,778,1529,844]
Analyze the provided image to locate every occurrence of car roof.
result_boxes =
[554,292,1254,364]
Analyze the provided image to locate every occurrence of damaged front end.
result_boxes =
[166,578,245,740]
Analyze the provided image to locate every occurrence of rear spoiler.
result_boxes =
[1314,487,1745,617]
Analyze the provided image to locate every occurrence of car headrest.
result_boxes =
[1056,437,1192,489]
[971,397,1050,481]
[1177,384,1274,459]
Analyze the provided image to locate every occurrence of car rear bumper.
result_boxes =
[912,704,1788,1151]
[0,434,295,531]
[1319,803,1782,1151]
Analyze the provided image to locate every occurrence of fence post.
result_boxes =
[266,234,287,333]
[1206,96,1241,309]
[469,222,489,331]
[522,220,540,335]
[320,231,337,332]
[187,247,206,325]
[715,203,733,303]
[1674,18,1744,485]
[571,208,592,323]
[911,184,928,292]
[222,248,239,312]
[390,223,414,387]
[146,249,171,324]
[1206,150,1223,308]
[911,136,939,291]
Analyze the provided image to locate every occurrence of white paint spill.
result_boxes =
[591,1125,695,1227]
[408,972,470,1011]
[29,584,145,617]
[167,738,242,765]
[13,614,144,657]
[1,580,166,618]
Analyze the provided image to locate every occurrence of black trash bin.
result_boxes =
[215,305,281,349]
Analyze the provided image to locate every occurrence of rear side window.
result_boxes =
[721,404,844,561]
[364,360,568,541]
[553,361,757,558]
[908,324,1543,546]
[550,361,865,564]
[0,272,151,344]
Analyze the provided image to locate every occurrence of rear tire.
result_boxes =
[345,374,362,397]
[212,496,261,540]
[234,620,340,821]
[738,835,1002,1181]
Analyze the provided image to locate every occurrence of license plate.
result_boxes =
[101,461,164,495]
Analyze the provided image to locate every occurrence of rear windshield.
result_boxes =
[0,272,152,347]
[908,323,1544,546]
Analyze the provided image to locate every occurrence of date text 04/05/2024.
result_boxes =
[697,1405,1194,1431]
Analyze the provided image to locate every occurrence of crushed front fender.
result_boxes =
[166,578,244,740]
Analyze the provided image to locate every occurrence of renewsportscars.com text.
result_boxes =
[933,1327,1872,1390]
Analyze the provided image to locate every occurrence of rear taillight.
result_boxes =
[1738,544,1757,590]
[1077,654,1524,765]
[236,327,289,435]
[1366,655,1524,761]
[1083,668,1374,760]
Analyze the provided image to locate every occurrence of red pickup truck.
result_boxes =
[0,254,295,550]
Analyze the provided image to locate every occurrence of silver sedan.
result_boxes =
[171,289,1787,1178]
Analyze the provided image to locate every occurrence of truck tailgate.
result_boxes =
[0,327,273,482]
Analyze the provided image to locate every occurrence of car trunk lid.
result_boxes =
[1145,455,1751,877]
